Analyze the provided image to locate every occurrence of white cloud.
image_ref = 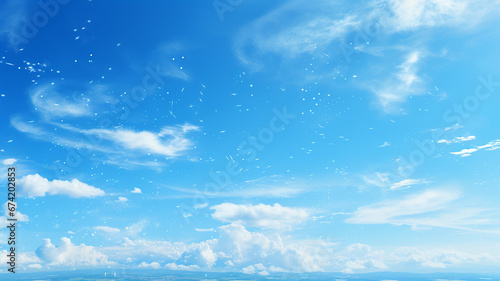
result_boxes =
[94,226,120,233]
[384,0,500,33]
[10,117,44,135]
[117,197,129,203]
[233,2,360,69]
[194,203,208,209]
[164,263,200,271]
[438,135,476,144]
[178,241,217,268]
[82,124,199,157]
[138,261,162,269]
[347,189,500,233]
[48,123,200,157]
[30,85,92,118]
[27,263,43,269]
[214,223,325,272]
[445,123,464,131]
[2,158,16,165]
[389,178,430,190]
[195,228,215,232]
[34,222,500,273]
[378,141,390,148]
[12,119,199,161]
[347,189,460,225]
[362,172,391,187]
[233,0,499,71]
[451,139,500,157]
[19,174,105,198]
[211,203,308,230]
[387,0,468,31]
[131,187,142,194]
[125,220,148,237]
[450,148,478,157]
[35,237,113,267]
[337,243,388,273]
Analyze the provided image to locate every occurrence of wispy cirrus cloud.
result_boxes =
[32,223,500,273]
[367,51,425,111]
[11,118,200,158]
[362,172,429,190]
[385,0,499,32]
[161,183,306,199]
[232,0,500,111]
[347,189,459,224]
[94,226,120,233]
[451,139,500,157]
[389,178,431,190]
[347,188,500,233]
[30,85,92,118]
[233,1,361,70]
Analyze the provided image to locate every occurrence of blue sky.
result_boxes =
[1,0,500,275]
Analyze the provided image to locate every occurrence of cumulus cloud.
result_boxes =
[165,263,200,271]
[177,241,217,268]
[10,117,44,136]
[40,122,200,158]
[362,173,430,190]
[19,174,105,198]
[131,187,142,194]
[211,203,308,230]
[337,243,388,273]
[138,261,162,269]
[35,237,113,267]
[34,223,500,273]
